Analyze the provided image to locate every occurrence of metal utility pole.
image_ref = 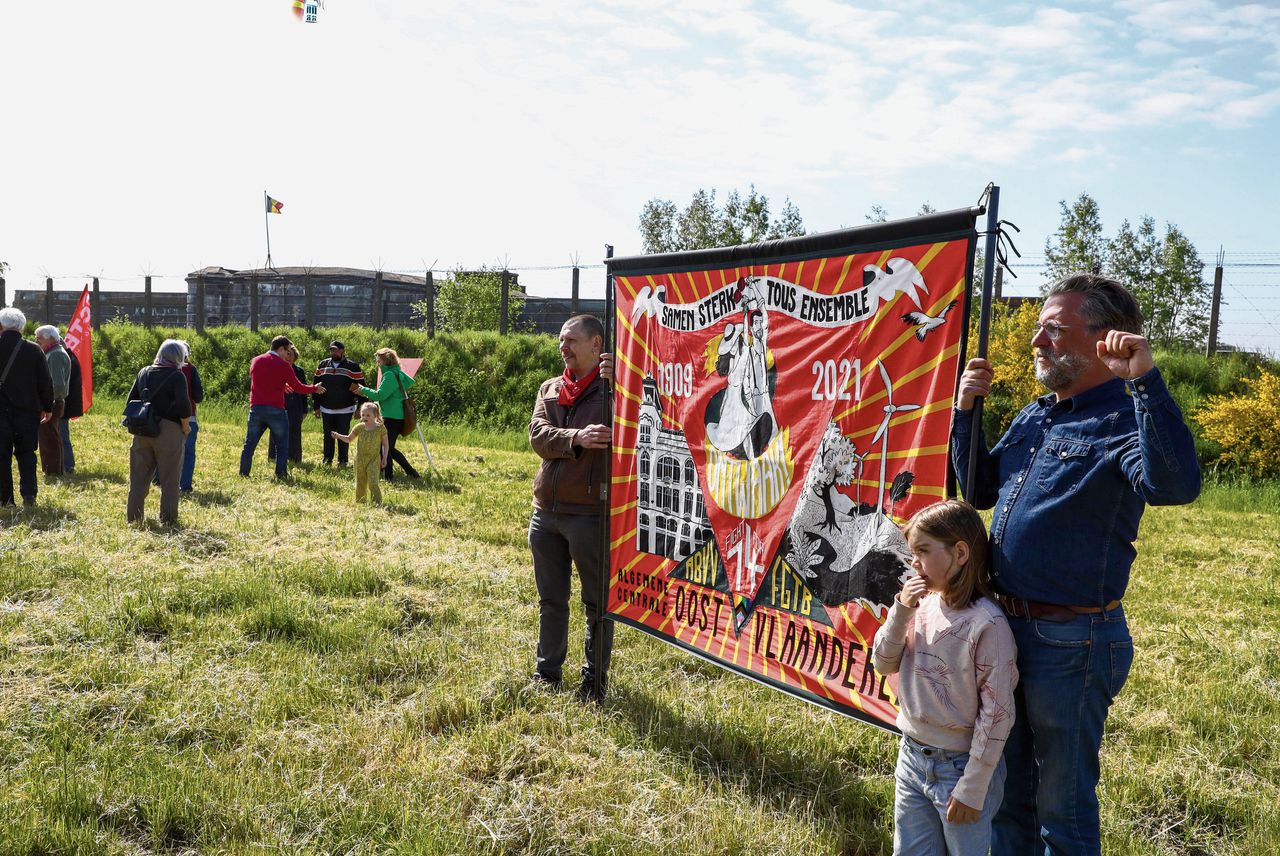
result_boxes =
[1205,247,1224,358]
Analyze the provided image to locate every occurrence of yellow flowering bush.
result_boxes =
[966,297,1042,434]
[1196,370,1280,477]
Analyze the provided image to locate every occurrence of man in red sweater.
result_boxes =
[239,336,325,479]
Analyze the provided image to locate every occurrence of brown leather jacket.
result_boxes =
[530,374,609,515]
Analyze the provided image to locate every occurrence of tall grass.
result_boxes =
[0,401,1275,854]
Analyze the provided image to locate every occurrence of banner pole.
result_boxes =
[593,243,615,699]
[965,185,1000,501]
[414,421,438,475]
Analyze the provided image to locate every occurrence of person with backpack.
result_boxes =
[124,339,191,526]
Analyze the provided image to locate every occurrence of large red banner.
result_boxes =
[64,285,93,414]
[606,212,978,729]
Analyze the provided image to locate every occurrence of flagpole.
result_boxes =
[264,190,274,270]
[965,185,999,501]
[593,243,615,700]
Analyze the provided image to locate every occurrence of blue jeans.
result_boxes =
[240,406,289,478]
[180,418,198,491]
[59,418,75,472]
[992,605,1133,856]
[895,736,1005,855]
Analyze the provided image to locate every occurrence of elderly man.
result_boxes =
[0,308,54,508]
[313,340,364,467]
[951,273,1201,856]
[34,325,70,476]
[240,335,325,480]
[528,314,615,702]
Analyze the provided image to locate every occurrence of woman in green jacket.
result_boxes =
[353,347,419,480]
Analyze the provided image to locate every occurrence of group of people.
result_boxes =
[238,337,419,482]
[0,321,423,524]
[121,335,422,525]
[0,307,85,508]
[874,273,1200,855]
[529,276,1200,856]
[4,272,1201,854]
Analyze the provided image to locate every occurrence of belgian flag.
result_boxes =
[266,195,284,214]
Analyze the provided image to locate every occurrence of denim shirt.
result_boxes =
[951,368,1200,606]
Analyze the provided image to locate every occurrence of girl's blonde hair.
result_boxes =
[360,401,383,422]
[902,499,992,608]
[375,347,400,367]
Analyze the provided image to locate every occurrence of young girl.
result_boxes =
[872,499,1018,856]
[331,402,389,504]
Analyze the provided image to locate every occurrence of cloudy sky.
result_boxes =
[3,0,1278,350]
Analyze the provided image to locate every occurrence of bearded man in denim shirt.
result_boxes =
[951,273,1200,856]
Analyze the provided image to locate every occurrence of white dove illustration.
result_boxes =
[902,299,957,341]
[864,257,928,310]
[631,283,666,322]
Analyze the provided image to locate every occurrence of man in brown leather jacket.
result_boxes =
[528,314,614,702]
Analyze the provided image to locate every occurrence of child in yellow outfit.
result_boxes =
[331,402,389,503]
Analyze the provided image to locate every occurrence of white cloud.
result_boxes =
[1,0,1277,322]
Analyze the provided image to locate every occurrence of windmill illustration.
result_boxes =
[871,362,921,513]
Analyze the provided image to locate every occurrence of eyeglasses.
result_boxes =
[1035,321,1072,341]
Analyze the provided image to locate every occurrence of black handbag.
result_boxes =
[122,368,177,437]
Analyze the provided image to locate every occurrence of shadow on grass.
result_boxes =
[390,472,462,494]
[606,684,893,854]
[58,467,128,486]
[0,504,80,530]
[378,502,419,516]
[185,489,235,507]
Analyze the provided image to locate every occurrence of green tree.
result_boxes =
[774,198,804,238]
[1148,224,1209,348]
[675,189,721,251]
[413,268,526,333]
[1044,194,1210,349]
[865,203,889,223]
[1043,193,1107,280]
[638,186,806,253]
[638,199,678,254]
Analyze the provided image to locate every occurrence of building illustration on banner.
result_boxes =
[636,376,714,561]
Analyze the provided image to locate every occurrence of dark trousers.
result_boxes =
[0,406,41,504]
[321,411,353,464]
[528,509,614,685]
[381,417,418,480]
[268,409,305,463]
[38,399,65,475]
[59,418,75,472]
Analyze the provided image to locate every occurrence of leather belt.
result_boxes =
[995,593,1122,621]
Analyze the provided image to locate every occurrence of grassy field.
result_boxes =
[1,402,1277,855]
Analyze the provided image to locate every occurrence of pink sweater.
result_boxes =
[872,593,1018,809]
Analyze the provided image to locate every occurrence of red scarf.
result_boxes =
[558,364,600,407]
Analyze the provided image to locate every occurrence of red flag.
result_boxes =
[376,358,422,386]
[63,285,93,414]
